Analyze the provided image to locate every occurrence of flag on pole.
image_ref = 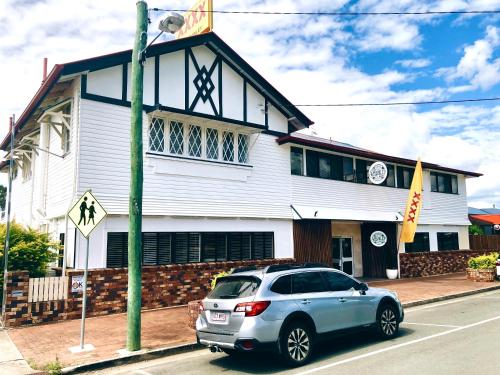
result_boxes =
[400,158,423,243]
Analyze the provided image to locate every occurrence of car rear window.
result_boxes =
[208,276,261,299]
[270,275,292,294]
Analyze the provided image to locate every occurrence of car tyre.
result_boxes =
[280,321,314,367]
[376,304,399,339]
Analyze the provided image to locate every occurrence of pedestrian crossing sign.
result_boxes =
[68,191,107,238]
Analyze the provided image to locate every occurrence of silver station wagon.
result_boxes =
[196,263,404,366]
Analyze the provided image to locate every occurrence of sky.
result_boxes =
[0,0,499,208]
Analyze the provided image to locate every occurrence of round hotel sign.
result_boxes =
[494,224,500,231]
[370,231,387,247]
[368,162,388,185]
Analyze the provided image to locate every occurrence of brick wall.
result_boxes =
[2,258,292,327]
[400,250,497,278]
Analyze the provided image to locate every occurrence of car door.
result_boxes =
[322,271,377,328]
[291,271,343,334]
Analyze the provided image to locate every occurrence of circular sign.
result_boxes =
[370,231,388,247]
[368,162,388,185]
[494,224,500,231]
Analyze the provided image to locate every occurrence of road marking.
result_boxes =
[296,314,500,375]
[402,322,461,328]
[405,291,500,312]
[134,370,152,375]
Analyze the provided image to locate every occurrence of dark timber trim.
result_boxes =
[81,74,87,94]
[154,55,160,105]
[122,63,128,101]
[146,151,253,168]
[243,79,247,123]
[185,48,190,111]
[218,56,223,117]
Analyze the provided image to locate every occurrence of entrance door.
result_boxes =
[332,237,354,276]
[361,222,397,278]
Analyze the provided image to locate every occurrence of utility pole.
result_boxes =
[127,0,148,351]
[1,115,15,324]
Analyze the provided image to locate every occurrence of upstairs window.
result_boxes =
[22,154,33,181]
[430,172,458,194]
[290,147,304,176]
[148,118,250,165]
[397,166,415,189]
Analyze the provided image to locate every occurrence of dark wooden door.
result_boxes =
[361,222,397,278]
[293,220,332,266]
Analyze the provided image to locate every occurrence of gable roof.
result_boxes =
[278,133,482,177]
[1,32,313,150]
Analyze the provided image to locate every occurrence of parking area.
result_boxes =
[92,289,500,375]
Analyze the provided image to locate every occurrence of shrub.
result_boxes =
[468,253,499,269]
[0,222,58,299]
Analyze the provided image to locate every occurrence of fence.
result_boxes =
[469,235,500,251]
[27,276,68,302]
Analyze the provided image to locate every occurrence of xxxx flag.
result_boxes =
[400,159,423,243]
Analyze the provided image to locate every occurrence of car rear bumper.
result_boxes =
[196,333,277,352]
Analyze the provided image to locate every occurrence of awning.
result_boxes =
[470,214,500,225]
[291,205,403,222]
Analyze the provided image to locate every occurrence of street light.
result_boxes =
[127,2,184,352]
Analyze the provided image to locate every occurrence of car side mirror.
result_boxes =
[357,282,369,294]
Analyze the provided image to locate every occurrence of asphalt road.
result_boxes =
[90,290,500,375]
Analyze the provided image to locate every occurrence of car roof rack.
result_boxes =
[265,262,329,274]
[231,265,259,274]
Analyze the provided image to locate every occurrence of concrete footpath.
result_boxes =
[1,272,499,374]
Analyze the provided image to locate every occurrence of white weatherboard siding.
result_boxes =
[292,173,470,226]
[78,99,292,219]
[72,216,294,269]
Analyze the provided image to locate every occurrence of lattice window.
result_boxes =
[149,118,165,152]
[222,131,234,162]
[238,134,249,163]
[188,125,202,157]
[206,128,219,160]
[169,121,184,155]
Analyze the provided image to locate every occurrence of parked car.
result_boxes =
[196,263,404,367]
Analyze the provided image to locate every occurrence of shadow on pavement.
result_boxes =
[208,328,416,374]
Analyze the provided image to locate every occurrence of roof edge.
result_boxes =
[278,135,482,177]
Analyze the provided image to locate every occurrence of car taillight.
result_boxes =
[234,301,271,317]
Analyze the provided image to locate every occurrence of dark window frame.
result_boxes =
[404,232,430,253]
[437,232,459,251]
[430,172,458,194]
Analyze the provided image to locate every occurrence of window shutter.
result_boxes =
[143,233,158,265]
[202,233,217,262]
[158,233,172,264]
[188,233,201,263]
[215,233,227,261]
[264,232,274,259]
[107,232,127,268]
[241,233,251,260]
[173,233,188,264]
[228,232,242,261]
[252,233,264,260]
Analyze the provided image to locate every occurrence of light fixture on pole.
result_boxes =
[127,3,184,352]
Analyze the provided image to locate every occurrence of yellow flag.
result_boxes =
[400,159,423,243]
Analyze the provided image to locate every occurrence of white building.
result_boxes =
[1,32,481,278]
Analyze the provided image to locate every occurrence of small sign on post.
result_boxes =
[68,190,107,353]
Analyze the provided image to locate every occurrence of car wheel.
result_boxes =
[280,322,314,367]
[377,304,399,339]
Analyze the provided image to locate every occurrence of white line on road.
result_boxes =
[402,322,461,328]
[296,314,500,375]
[133,370,152,375]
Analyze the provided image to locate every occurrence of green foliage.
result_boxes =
[211,270,231,290]
[0,222,58,298]
[468,252,499,269]
[43,359,63,375]
[469,224,485,235]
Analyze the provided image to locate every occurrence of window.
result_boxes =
[188,125,202,157]
[319,155,332,178]
[222,131,234,161]
[61,126,71,153]
[149,118,164,152]
[404,232,430,253]
[271,275,292,294]
[322,271,358,291]
[437,232,459,251]
[306,150,319,177]
[206,128,219,160]
[22,155,32,181]
[209,277,260,299]
[292,272,326,293]
[238,134,249,163]
[106,232,274,268]
[384,164,396,187]
[169,121,184,155]
[355,159,367,183]
[397,166,415,189]
[430,172,458,194]
[290,147,304,175]
[343,157,354,182]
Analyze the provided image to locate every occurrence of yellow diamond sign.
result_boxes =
[68,191,107,238]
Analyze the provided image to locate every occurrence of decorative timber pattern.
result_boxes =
[293,220,333,266]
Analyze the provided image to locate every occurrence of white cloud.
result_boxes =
[396,58,432,68]
[438,25,500,90]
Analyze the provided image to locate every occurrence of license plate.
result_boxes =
[212,312,227,322]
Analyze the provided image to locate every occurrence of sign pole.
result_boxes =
[79,236,90,349]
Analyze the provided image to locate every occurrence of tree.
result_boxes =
[469,224,484,235]
[0,222,58,299]
[0,185,6,212]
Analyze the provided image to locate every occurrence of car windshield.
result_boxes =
[208,276,260,299]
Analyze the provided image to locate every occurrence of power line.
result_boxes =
[152,8,500,16]
[292,97,500,107]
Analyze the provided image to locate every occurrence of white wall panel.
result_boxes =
[246,84,265,125]
[87,66,122,100]
[159,50,185,108]
[221,62,243,121]
[126,58,155,105]
[267,104,288,133]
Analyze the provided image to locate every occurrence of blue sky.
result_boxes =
[0,0,499,207]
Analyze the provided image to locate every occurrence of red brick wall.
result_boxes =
[2,258,292,327]
[400,250,497,278]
